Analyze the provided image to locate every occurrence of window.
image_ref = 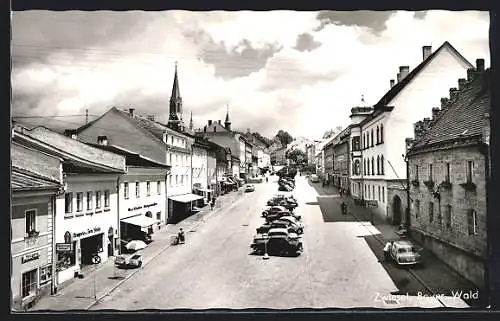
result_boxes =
[124,182,129,199]
[39,265,52,285]
[445,205,452,228]
[169,153,173,164]
[104,190,110,207]
[180,175,184,185]
[65,193,73,213]
[157,181,161,195]
[467,209,478,235]
[170,136,174,145]
[76,192,83,212]
[86,191,93,210]
[22,269,37,298]
[437,205,443,226]
[363,159,366,175]
[371,156,375,175]
[429,164,433,181]
[352,137,360,151]
[146,211,152,218]
[175,175,178,185]
[25,209,36,235]
[96,191,102,209]
[380,155,384,175]
[366,158,370,175]
[176,155,179,165]
[380,124,384,143]
[372,186,375,199]
[378,186,381,201]
[376,126,380,144]
[156,212,161,221]
[135,182,140,198]
[364,185,367,196]
[168,175,172,186]
[429,202,434,223]
[353,160,360,175]
[362,134,365,149]
[146,181,151,196]
[445,163,451,182]
[371,129,374,147]
[466,161,473,183]
[415,165,419,180]
[382,186,385,203]
[377,156,380,175]
[414,200,420,218]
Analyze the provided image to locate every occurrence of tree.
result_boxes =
[275,130,294,148]
[286,149,307,164]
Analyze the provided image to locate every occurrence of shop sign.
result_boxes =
[56,243,72,252]
[22,251,40,264]
[128,202,158,211]
[73,227,102,239]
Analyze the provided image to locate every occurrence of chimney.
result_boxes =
[129,108,135,117]
[208,120,213,126]
[458,78,467,90]
[218,120,221,124]
[422,46,432,61]
[449,88,459,100]
[97,135,108,146]
[431,107,440,120]
[476,58,485,72]
[414,121,424,140]
[467,68,475,82]
[147,115,155,121]
[204,126,207,133]
[440,97,449,109]
[396,73,401,83]
[423,117,432,131]
[390,79,395,88]
[399,66,410,81]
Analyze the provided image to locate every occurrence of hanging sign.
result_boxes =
[22,251,40,264]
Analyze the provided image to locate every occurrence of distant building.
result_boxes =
[271,147,287,166]
[407,61,489,288]
[332,128,351,191]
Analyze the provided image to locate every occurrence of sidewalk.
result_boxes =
[319,184,482,308]
[28,189,243,311]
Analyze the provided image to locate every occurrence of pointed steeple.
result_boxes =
[168,61,184,131]
[189,111,193,130]
[224,104,231,131]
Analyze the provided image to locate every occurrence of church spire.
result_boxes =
[189,111,193,130]
[224,104,231,131]
[168,61,183,131]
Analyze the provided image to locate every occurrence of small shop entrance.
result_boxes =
[80,233,103,266]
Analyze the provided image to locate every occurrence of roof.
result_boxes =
[86,143,170,168]
[374,41,473,110]
[12,167,61,191]
[204,121,230,133]
[410,69,490,151]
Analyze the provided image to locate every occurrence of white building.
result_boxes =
[350,42,473,223]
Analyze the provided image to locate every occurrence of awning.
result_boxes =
[121,215,157,228]
[197,188,213,193]
[169,193,204,203]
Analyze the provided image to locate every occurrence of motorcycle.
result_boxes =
[171,232,185,245]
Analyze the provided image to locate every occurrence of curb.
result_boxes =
[85,192,243,310]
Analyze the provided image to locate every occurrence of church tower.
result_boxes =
[224,104,231,131]
[189,111,194,130]
[168,62,184,131]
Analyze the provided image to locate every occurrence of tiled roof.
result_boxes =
[12,167,61,191]
[115,108,167,141]
[374,41,473,109]
[411,70,490,150]
[86,143,170,168]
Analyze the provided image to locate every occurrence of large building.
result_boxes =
[332,128,351,191]
[407,61,489,288]
[349,42,474,223]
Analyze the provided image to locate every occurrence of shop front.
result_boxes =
[167,194,204,223]
[120,214,157,250]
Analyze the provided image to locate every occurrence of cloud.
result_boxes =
[11,10,490,140]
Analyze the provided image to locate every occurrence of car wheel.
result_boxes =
[138,261,142,267]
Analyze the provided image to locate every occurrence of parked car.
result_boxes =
[278,184,293,192]
[384,240,424,266]
[279,216,304,232]
[250,228,303,256]
[244,184,255,192]
[310,174,319,183]
[115,253,143,268]
[256,219,303,235]
[262,205,290,218]
[263,206,302,222]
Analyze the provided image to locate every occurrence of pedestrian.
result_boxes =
[266,176,268,183]
[383,241,394,261]
[210,198,215,210]
[178,228,185,244]
[341,201,347,215]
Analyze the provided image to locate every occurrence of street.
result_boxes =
[88,175,466,310]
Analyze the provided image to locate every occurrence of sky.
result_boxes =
[11,10,490,140]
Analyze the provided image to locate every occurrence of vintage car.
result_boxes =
[267,195,298,209]
[279,216,304,232]
[385,240,424,266]
[278,184,293,192]
[244,184,255,192]
[250,228,303,256]
[256,219,303,235]
[279,179,295,188]
[263,206,302,222]
[262,205,289,218]
[310,174,320,183]
[115,253,143,268]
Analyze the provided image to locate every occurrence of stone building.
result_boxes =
[407,60,489,288]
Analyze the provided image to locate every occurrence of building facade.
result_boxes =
[407,62,489,288]
[332,129,351,191]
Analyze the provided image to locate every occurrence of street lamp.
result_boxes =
[263,233,270,260]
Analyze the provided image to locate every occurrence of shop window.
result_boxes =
[146,181,151,196]
[65,193,73,213]
[56,241,76,271]
[86,191,93,211]
[104,190,110,207]
[22,269,37,299]
[96,191,102,209]
[25,209,36,236]
[124,182,129,199]
[467,209,477,235]
[135,182,140,198]
[39,265,52,286]
[157,181,161,195]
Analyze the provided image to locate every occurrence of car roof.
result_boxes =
[268,228,288,233]
[394,240,415,247]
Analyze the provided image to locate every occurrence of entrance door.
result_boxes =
[392,195,402,225]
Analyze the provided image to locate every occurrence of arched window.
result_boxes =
[376,126,380,144]
[354,160,360,175]
[377,156,380,175]
[381,155,385,175]
[371,129,374,147]
[366,158,370,175]
[380,124,384,143]
[371,156,375,174]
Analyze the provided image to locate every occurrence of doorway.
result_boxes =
[392,195,402,226]
[80,233,103,266]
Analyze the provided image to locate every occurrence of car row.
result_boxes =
[251,193,304,257]
[278,176,295,191]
